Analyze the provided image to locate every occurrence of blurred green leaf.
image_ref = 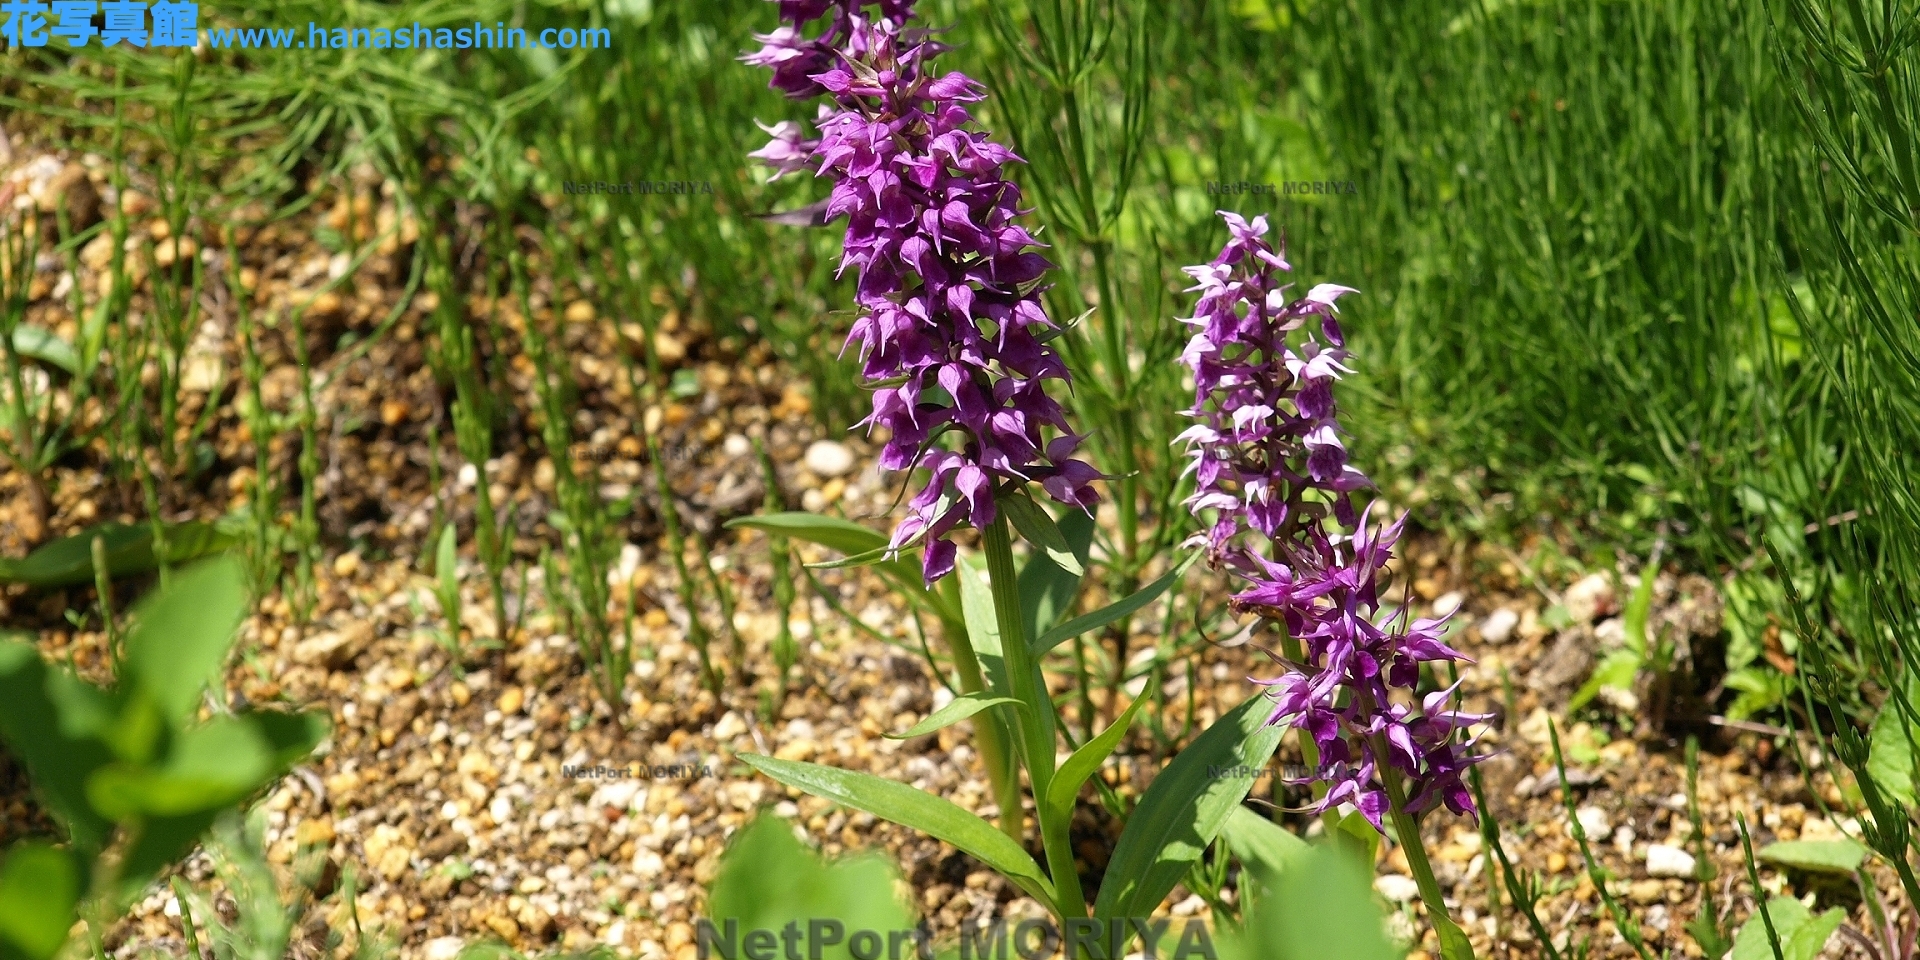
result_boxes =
[87,717,272,820]
[0,522,236,589]
[123,557,247,729]
[1569,649,1643,714]
[1623,564,1657,655]
[10,327,80,376]
[0,842,82,960]
[1867,707,1918,807]
[706,815,917,960]
[1723,666,1786,722]
[1755,839,1868,875]
[0,644,116,851]
[1730,897,1843,960]
[1222,842,1396,960]
[1220,806,1310,908]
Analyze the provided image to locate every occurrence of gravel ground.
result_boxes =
[0,135,1893,960]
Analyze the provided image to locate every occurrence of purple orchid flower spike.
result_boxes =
[747,0,1100,585]
[1179,212,1488,828]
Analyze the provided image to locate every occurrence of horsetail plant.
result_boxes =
[756,436,801,709]
[512,247,627,708]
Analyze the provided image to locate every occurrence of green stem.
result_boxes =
[1376,738,1476,960]
[936,602,1027,845]
[983,513,1087,924]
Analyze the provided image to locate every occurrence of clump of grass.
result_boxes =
[422,230,512,652]
[512,240,629,708]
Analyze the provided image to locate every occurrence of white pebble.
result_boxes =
[712,711,747,741]
[424,938,465,960]
[1614,826,1637,855]
[593,781,644,811]
[804,440,857,478]
[723,433,752,457]
[1374,874,1421,903]
[1481,608,1520,643]
[1564,573,1616,623]
[1645,844,1696,878]
[1575,806,1611,839]
[1433,591,1465,616]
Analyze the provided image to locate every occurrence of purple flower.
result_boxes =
[746,3,1099,584]
[1181,212,1486,828]
[741,1,922,100]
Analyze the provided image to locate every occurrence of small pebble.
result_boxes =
[424,938,465,960]
[804,440,857,478]
[1374,874,1421,903]
[1575,806,1610,839]
[712,711,747,741]
[1565,573,1617,623]
[1481,608,1520,643]
[1645,844,1696,878]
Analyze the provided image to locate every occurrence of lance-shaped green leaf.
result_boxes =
[1019,508,1094,641]
[726,512,889,557]
[726,513,943,617]
[11,327,79,376]
[0,521,236,589]
[1034,553,1198,656]
[740,755,1058,911]
[1044,693,1147,822]
[1093,693,1285,935]
[885,694,1024,740]
[1221,805,1310,892]
[1001,490,1083,576]
[1755,839,1869,876]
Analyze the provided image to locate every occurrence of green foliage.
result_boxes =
[882,694,1023,740]
[706,815,918,960]
[0,558,326,960]
[1093,694,1285,942]
[1032,553,1198,657]
[1865,704,1919,807]
[1219,843,1397,960]
[0,521,237,589]
[1754,839,1869,876]
[1729,897,1845,960]
[738,755,1058,910]
[1218,806,1309,911]
[0,843,84,960]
